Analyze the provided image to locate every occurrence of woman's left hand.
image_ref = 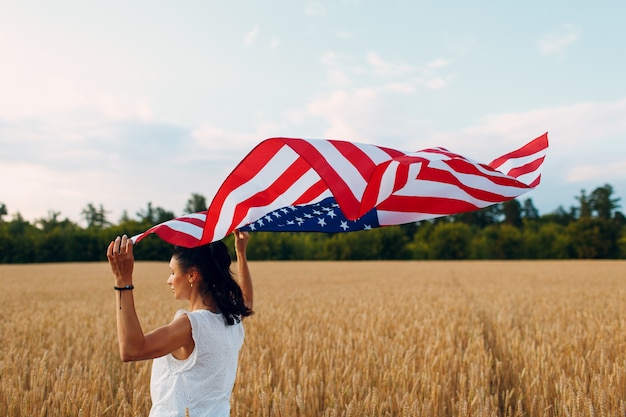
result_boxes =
[233,229,250,256]
[107,235,135,287]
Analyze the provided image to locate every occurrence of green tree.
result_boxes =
[243,231,299,260]
[0,221,8,262]
[522,223,570,259]
[118,210,132,223]
[615,211,626,228]
[575,189,592,219]
[32,212,85,262]
[82,203,111,229]
[429,222,472,259]
[137,202,175,225]
[154,207,175,224]
[2,213,38,262]
[502,199,522,227]
[36,210,62,232]
[567,218,619,258]
[541,206,575,226]
[184,193,207,214]
[0,203,7,223]
[453,204,502,227]
[137,202,156,224]
[589,183,621,219]
[619,231,626,259]
[324,230,383,260]
[521,198,539,220]
[383,226,412,259]
[406,221,435,260]
[472,224,523,259]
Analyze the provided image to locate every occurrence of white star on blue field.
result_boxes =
[240,197,378,233]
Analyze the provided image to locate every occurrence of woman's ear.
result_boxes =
[188,267,199,284]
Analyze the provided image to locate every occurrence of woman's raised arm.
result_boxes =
[107,235,192,361]
[233,230,253,311]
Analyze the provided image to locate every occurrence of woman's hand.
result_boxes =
[233,229,253,310]
[233,229,249,257]
[107,235,134,287]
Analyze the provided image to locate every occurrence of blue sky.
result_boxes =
[1,1,625,225]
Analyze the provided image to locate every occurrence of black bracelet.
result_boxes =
[114,284,134,291]
[114,285,134,310]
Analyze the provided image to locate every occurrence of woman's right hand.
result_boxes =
[107,235,135,287]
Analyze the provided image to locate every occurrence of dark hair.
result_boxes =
[171,241,253,325]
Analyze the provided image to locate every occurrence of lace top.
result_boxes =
[149,309,244,417]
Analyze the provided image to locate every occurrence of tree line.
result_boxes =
[0,185,624,263]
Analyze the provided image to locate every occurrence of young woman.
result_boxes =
[107,230,253,417]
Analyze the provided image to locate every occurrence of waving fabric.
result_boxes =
[131,133,548,247]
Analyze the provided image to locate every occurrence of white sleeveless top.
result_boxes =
[149,309,244,417]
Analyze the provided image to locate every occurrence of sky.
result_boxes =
[1,1,625,226]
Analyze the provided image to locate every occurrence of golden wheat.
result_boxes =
[1,261,624,416]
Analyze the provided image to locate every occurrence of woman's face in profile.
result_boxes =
[167,257,192,300]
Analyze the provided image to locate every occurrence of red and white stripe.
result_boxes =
[132,133,548,247]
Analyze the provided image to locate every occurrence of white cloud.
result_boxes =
[191,124,257,152]
[0,75,152,122]
[254,121,291,139]
[321,51,451,92]
[384,82,416,94]
[243,26,281,50]
[306,89,374,139]
[303,86,427,142]
[336,30,355,40]
[269,37,281,49]
[567,162,626,183]
[423,77,448,90]
[427,58,450,69]
[243,25,259,47]
[320,51,354,86]
[423,97,626,211]
[427,98,626,157]
[325,69,352,87]
[0,48,152,122]
[537,24,581,57]
[366,52,392,75]
[299,89,626,184]
[366,52,413,76]
[479,98,626,146]
[305,1,326,16]
[321,51,339,66]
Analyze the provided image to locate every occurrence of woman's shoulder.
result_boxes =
[183,309,226,326]
[173,308,190,319]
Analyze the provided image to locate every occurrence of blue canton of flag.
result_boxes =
[239,197,381,233]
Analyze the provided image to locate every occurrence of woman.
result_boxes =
[107,230,253,417]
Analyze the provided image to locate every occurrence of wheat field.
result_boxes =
[1,260,625,417]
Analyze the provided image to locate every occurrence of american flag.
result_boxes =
[131,133,548,247]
